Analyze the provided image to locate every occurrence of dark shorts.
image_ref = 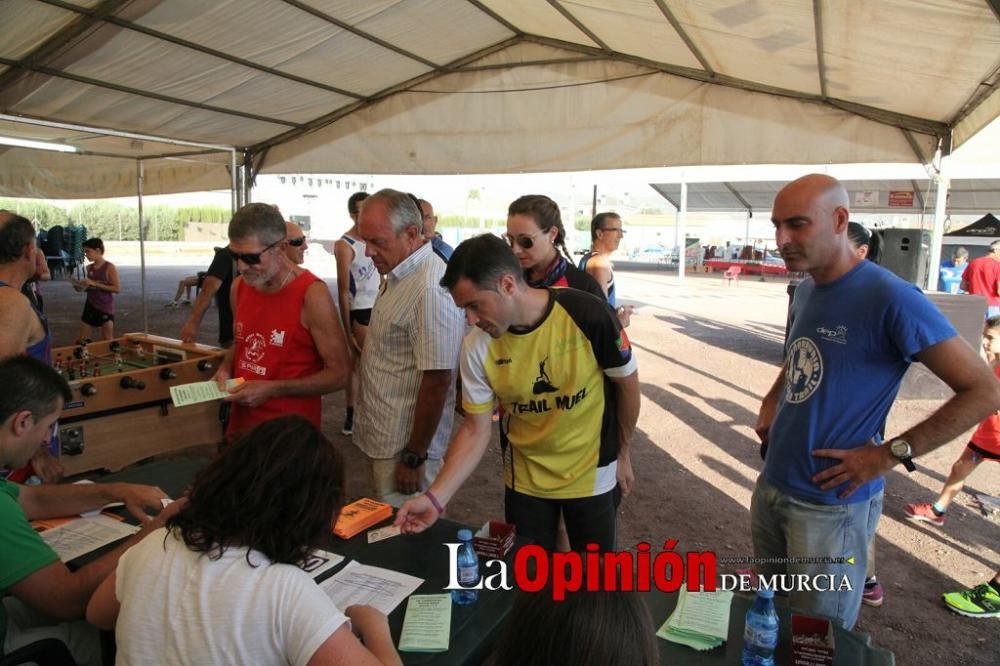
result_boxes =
[968,441,1000,461]
[350,308,372,326]
[81,301,114,327]
[504,485,620,552]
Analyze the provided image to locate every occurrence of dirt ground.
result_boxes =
[42,265,999,664]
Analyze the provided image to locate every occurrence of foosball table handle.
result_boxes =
[120,377,146,390]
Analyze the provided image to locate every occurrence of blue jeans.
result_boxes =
[750,476,882,630]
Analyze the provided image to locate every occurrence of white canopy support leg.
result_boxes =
[928,153,950,291]
[137,160,148,335]
[678,177,687,282]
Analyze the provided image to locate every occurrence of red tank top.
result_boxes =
[227,270,324,436]
[971,363,1000,455]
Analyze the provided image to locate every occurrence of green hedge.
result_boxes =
[0,199,230,241]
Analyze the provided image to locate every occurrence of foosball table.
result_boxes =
[52,334,226,475]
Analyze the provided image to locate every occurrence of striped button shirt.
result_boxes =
[355,242,465,459]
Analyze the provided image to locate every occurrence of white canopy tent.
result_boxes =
[1,0,999,289]
[0,0,998,197]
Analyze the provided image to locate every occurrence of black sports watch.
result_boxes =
[400,448,427,469]
[888,439,916,473]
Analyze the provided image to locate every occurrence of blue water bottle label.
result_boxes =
[458,565,478,585]
[744,624,778,649]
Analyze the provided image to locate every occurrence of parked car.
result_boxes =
[631,245,670,263]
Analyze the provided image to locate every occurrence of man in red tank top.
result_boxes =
[212,204,350,438]
[961,240,1000,318]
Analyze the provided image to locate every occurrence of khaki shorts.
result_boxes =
[365,455,444,508]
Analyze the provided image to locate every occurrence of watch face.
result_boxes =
[890,440,910,458]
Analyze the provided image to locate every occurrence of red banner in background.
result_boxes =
[888,191,914,207]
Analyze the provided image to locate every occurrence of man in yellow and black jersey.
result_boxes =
[395,234,640,550]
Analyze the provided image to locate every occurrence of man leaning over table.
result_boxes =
[0,356,179,666]
[395,234,639,551]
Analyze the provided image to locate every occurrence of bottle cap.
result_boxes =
[457,529,473,541]
[757,587,775,599]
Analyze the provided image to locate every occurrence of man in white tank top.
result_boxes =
[334,192,380,436]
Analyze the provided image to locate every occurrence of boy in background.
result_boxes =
[75,238,119,341]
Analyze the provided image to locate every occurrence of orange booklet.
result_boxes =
[333,498,393,540]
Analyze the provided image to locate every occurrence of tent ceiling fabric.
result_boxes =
[0,0,998,196]
[649,179,1000,215]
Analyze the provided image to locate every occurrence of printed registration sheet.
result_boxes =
[40,514,140,561]
[169,378,243,407]
[319,561,423,615]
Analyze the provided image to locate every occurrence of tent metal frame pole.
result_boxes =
[678,178,687,283]
[230,151,238,215]
[928,155,950,290]
[137,160,148,335]
[0,114,234,153]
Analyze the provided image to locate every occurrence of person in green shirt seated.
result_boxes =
[0,356,177,665]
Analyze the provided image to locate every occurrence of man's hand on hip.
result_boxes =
[811,441,894,499]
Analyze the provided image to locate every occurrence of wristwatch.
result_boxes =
[400,448,427,469]
[888,439,916,472]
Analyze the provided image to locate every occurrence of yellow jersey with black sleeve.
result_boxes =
[461,288,636,499]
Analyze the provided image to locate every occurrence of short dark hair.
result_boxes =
[985,315,1000,332]
[508,195,571,261]
[441,234,523,291]
[494,586,658,666]
[228,203,285,245]
[82,237,105,253]
[0,212,36,264]
[590,212,621,243]
[348,191,370,216]
[0,357,71,424]
[167,416,345,567]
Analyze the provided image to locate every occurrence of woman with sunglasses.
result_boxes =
[505,195,605,300]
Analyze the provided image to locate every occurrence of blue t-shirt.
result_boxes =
[764,261,957,505]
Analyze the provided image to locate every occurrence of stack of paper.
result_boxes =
[398,594,451,652]
[656,588,734,651]
[332,498,393,539]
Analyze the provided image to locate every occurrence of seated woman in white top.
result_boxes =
[86,416,401,666]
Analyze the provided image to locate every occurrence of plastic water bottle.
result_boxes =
[451,529,479,605]
[741,587,778,666]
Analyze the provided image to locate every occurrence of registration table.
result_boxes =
[90,457,515,665]
[85,458,894,666]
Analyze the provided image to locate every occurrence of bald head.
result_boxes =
[771,174,857,283]
[284,221,307,265]
[775,174,850,218]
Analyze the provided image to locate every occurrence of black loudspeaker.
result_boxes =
[877,228,930,286]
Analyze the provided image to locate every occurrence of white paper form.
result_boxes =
[319,560,423,615]
[40,515,140,561]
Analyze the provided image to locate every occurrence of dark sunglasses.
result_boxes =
[288,236,306,247]
[503,232,542,250]
[228,239,282,265]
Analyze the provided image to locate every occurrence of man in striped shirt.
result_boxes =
[355,190,465,506]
